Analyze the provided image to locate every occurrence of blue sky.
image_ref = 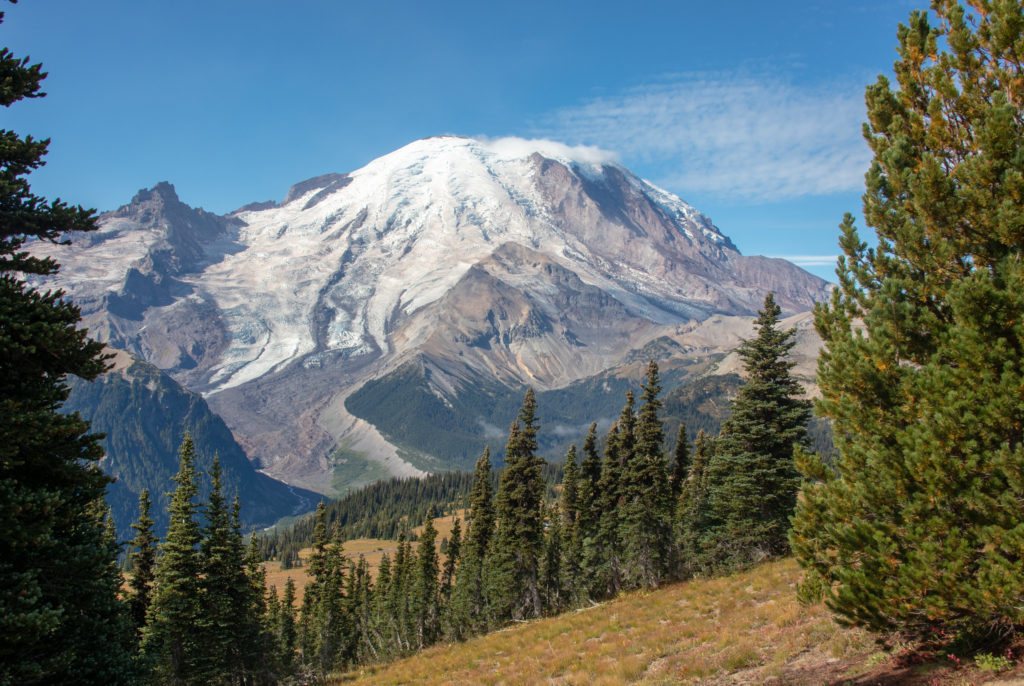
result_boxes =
[5,1,922,281]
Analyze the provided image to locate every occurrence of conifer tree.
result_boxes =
[412,509,440,648]
[540,502,563,614]
[677,430,714,576]
[669,424,690,498]
[196,456,251,680]
[586,417,626,599]
[439,516,460,610]
[0,7,133,681]
[143,434,204,681]
[703,294,810,569]
[278,578,298,672]
[559,445,585,605]
[128,488,158,638]
[792,0,1024,641]
[621,362,674,588]
[485,389,546,622]
[450,448,494,637]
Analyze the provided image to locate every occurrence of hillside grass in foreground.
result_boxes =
[330,558,1024,685]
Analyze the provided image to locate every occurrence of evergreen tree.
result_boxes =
[677,430,714,576]
[669,424,690,498]
[792,0,1024,641]
[539,502,563,614]
[142,434,204,681]
[620,361,674,588]
[577,422,602,536]
[585,417,627,600]
[128,488,158,638]
[559,445,584,605]
[439,516,460,610]
[703,294,810,569]
[412,509,440,648]
[0,8,134,682]
[450,448,494,638]
[485,389,546,623]
[196,456,250,680]
[278,578,298,672]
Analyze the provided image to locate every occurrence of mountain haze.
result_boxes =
[35,136,830,494]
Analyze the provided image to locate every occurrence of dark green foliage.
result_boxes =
[620,361,674,588]
[792,0,1024,642]
[439,516,460,610]
[485,390,546,622]
[585,418,627,600]
[61,357,318,539]
[0,8,134,681]
[703,294,810,569]
[676,430,714,576]
[450,449,495,638]
[669,424,690,498]
[142,435,204,681]
[128,489,158,638]
[412,509,440,648]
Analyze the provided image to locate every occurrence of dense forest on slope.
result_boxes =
[63,356,318,538]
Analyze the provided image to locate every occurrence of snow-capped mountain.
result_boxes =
[34,136,830,494]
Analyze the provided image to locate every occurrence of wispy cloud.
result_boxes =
[770,254,840,267]
[534,73,871,201]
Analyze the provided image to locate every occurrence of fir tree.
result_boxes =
[539,502,563,614]
[142,434,204,681]
[412,509,440,648]
[128,488,158,638]
[439,516,460,610]
[703,293,810,569]
[278,578,298,672]
[0,7,133,681]
[450,448,494,637]
[485,389,546,622]
[669,424,690,498]
[792,0,1024,641]
[621,361,674,588]
[677,430,714,576]
[585,417,626,600]
[559,445,584,605]
[196,456,251,680]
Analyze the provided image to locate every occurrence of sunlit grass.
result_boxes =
[330,557,881,685]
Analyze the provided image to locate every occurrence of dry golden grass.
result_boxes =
[330,558,882,685]
[262,511,465,606]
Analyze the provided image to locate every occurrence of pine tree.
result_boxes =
[128,488,158,639]
[791,0,1024,641]
[703,293,810,570]
[620,361,674,588]
[0,8,133,682]
[450,448,494,638]
[485,389,546,623]
[585,415,627,600]
[142,434,204,681]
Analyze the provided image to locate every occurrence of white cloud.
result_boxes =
[479,136,619,166]
[534,73,871,201]
[771,254,840,267]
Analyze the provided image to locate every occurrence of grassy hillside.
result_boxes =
[331,558,1024,686]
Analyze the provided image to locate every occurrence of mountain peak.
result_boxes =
[130,181,180,206]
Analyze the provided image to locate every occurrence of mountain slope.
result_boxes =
[33,136,831,493]
[62,350,318,537]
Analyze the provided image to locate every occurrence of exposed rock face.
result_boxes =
[33,136,830,493]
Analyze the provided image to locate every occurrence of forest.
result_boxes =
[6,1,1024,684]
